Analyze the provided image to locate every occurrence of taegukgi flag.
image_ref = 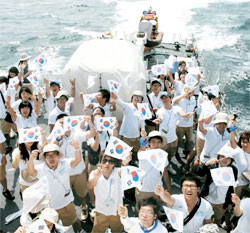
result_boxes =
[163,206,184,232]
[107,80,121,93]
[83,93,98,107]
[27,72,40,87]
[63,115,84,131]
[105,136,133,160]
[47,121,64,141]
[19,126,42,144]
[33,54,48,72]
[27,219,50,233]
[151,64,167,76]
[121,166,145,191]
[96,117,116,131]
[9,76,19,90]
[138,149,168,173]
[137,103,152,120]
[210,167,236,187]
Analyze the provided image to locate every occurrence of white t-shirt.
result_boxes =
[15,111,38,130]
[0,93,6,119]
[47,92,57,113]
[147,91,164,109]
[120,217,168,233]
[87,130,110,152]
[232,198,250,233]
[157,106,181,143]
[12,148,41,186]
[175,96,196,127]
[234,148,250,186]
[90,167,122,216]
[35,159,74,210]
[58,130,87,176]
[174,81,184,97]
[0,130,6,166]
[139,150,169,192]
[48,106,68,125]
[11,99,35,113]
[117,98,143,138]
[92,102,112,117]
[200,127,230,163]
[171,194,214,233]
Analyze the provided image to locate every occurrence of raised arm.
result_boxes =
[87,167,102,190]
[70,140,82,168]
[198,118,208,135]
[231,194,243,217]
[34,91,43,116]
[43,77,50,99]
[155,184,175,207]
[5,96,17,121]
[27,150,39,177]
[70,78,76,98]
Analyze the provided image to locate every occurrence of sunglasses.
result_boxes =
[102,158,115,164]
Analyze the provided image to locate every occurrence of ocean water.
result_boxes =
[0,0,249,131]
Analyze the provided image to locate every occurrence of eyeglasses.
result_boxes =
[182,185,197,189]
[139,209,154,216]
[102,158,115,164]
[45,152,59,159]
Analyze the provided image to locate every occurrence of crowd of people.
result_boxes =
[0,52,249,233]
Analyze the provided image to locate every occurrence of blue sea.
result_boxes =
[0,0,249,132]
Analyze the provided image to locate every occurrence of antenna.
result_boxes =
[99,73,102,89]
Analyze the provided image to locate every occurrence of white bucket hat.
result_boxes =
[19,53,31,62]
[132,90,144,98]
[217,144,238,160]
[39,144,64,161]
[148,130,167,145]
[212,112,229,125]
[55,90,69,100]
[40,208,59,225]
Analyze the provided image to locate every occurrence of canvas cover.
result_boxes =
[62,39,146,119]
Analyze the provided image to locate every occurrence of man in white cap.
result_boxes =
[153,92,193,175]
[173,84,196,170]
[198,112,230,164]
[48,90,71,132]
[27,142,84,232]
[111,90,145,163]
[194,144,238,227]
[136,130,171,204]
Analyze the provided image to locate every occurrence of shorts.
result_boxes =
[0,119,17,135]
[176,126,193,150]
[0,165,6,181]
[92,212,123,233]
[56,202,78,226]
[162,139,178,161]
[121,136,140,161]
[195,136,205,160]
[135,189,161,206]
[70,170,88,198]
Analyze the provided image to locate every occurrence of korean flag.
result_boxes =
[19,127,42,144]
[107,80,121,93]
[137,103,152,120]
[96,117,116,131]
[63,115,84,131]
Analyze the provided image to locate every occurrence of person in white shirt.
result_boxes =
[136,131,171,205]
[88,155,123,233]
[48,90,71,132]
[27,143,84,232]
[169,70,187,97]
[230,128,250,197]
[111,90,145,163]
[155,173,213,233]
[53,113,95,221]
[44,78,76,113]
[118,197,168,233]
[198,112,230,164]
[231,194,250,233]
[173,85,196,161]
[153,92,193,175]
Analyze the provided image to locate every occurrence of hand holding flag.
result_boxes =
[163,206,184,232]
[210,167,236,187]
[19,126,42,144]
[137,103,152,120]
[107,80,121,93]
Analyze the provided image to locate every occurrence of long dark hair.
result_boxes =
[18,86,32,99]
[18,142,39,161]
[7,67,19,84]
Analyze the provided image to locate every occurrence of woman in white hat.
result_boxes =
[194,144,238,227]
[18,53,34,83]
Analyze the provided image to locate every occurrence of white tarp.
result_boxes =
[62,39,146,118]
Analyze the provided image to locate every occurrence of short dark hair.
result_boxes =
[179,70,188,76]
[18,101,33,117]
[56,113,68,121]
[100,154,121,168]
[138,197,160,216]
[19,86,32,99]
[238,130,250,148]
[180,172,201,187]
[207,93,216,100]
[8,66,19,77]
[178,61,186,67]
[98,89,110,103]
[50,81,60,88]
